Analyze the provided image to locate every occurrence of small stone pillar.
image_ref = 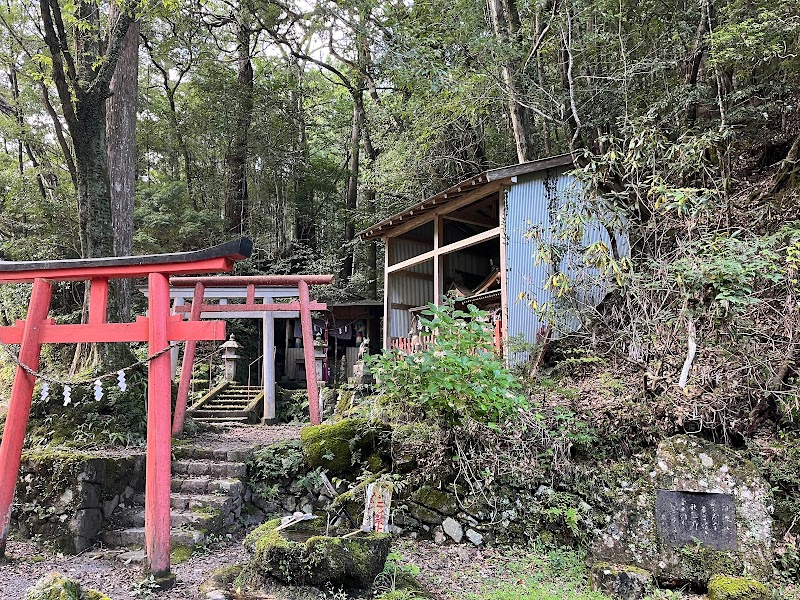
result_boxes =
[221,334,241,382]
[313,334,326,414]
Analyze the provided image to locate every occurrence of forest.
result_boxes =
[1,0,800,598]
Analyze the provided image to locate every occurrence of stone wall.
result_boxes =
[13,450,144,552]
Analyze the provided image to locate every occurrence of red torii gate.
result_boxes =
[0,239,251,580]
[170,274,334,432]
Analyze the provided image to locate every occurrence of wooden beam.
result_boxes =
[88,278,109,324]
[171,275,334,287]
[175,302,326,313]
[387,249,435,274]
[0,316,225,344]
[145,272,172,578]
[173,282,205,436]
[442,215,495,228]
[382,182,503,241]
[391,303,415,310]
[387,227,502,274]
[298,280,321,426]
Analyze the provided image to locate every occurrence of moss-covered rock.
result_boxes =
[707,574,768,600]
[300,418,377,472]
[244,517,391,589]
[589,563,654,600]
[200,564,245,596]
[25,573,111,600]
[411,485,458,515]
[15,450,144,553]
[335,388,355,418]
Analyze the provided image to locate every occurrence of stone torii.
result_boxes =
[0,238,251,581]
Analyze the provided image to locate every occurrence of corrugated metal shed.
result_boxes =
[504,167,629,358]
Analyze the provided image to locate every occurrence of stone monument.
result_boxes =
[593,435,772,587]
[351,337,373,385]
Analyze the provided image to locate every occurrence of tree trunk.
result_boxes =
[107,17,139,322]
[487,0,534,162]
[340,92,364,282]
[40,0,136,371]
[224,20,254,234]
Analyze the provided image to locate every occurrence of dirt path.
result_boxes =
[0,536,247,599]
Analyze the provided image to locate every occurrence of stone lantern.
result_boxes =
[221,334,241,382]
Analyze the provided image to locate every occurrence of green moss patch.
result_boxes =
[411,485,458,515]
[300,418,378,472]
[707,574,768,600]
[170,545,194,564]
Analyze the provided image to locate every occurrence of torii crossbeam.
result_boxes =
[0,238,251,580]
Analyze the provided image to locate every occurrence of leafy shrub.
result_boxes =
[247,440,309,499]
[368,301,527,427]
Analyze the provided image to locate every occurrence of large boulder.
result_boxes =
[593,435,772,586]
[244,517,391,590]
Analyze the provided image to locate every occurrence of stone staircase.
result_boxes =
[101,445,252,551]
[187,382,264,425]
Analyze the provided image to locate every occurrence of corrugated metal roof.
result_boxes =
[361,154,576,240]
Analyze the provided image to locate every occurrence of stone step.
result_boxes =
[198,404,250,411]
[190,410,250,420]
[209,398,254,405]
[171,476,244,496]
[172,460,247,478]
[207,398,251,404]
[172,446,254,462]
[101,527,205,548]
[170,493,235,511]
[192,416,249,424]
[207,398,251,405]
[114,507,221,529]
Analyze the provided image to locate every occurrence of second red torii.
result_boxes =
[170,274,334,431]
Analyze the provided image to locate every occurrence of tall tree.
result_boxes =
[487,0,536,162]
[223,14,254,234]
[106,12,140,321]
[39,0,138,260]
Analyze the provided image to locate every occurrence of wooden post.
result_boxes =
[146,272,173,578]
[298,280,321,425]
[382,238,392,349]
[88,278,109,324]
[172,283,204,436]
[169,298,185,379]
[433,216,444,306]
[263,306,276,423]
[0,278,52,557]
[498,187,509,348]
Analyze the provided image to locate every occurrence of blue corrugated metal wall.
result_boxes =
[504,168,629,356]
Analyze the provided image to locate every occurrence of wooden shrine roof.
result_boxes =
[360,154,575,240]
